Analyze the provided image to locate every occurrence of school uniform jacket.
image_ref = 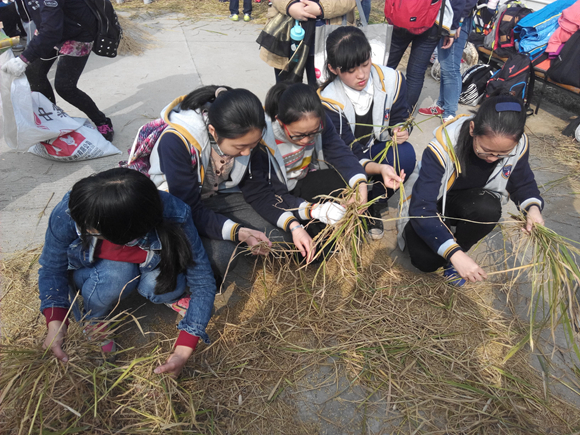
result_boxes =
[397,115,543,259]
[319,64,410,169]
[240,115,367,230]
[148,95,288,241]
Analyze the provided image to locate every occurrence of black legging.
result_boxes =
[25,52,107,126]
[405,188,502,273]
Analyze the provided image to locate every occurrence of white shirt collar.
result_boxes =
[342,75,374,116]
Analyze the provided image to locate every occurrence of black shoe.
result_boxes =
[367,203,384,240]
[96,117,114,142]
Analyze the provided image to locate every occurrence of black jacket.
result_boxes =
[19,0,96,63]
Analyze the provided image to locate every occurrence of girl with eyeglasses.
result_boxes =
[40,168,216,376]
[398,95,544,286]
[319,26,417,240]
[239,82,368,254]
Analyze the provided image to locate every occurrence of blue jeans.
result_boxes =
[387,25,440,110]
[436,17,473,117]
[360,0,371,23]
[366,140,416,202]
[230,0,251,15]
[73,259,187,320]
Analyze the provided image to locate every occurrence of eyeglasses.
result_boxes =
[282,122,323,141]
[474,138,516,159]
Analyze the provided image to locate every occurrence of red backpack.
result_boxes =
[384,0,444,35]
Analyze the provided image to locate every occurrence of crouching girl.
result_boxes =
[239,82,368,248]
[40,168,216,376]
[319,26,416,239]
[399,95,544,286]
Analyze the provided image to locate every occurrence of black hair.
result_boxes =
[69,168,193,295]
[323,26,372,89]
[456,95,526,172]
[264,82,326,126]
[181,85,266,143]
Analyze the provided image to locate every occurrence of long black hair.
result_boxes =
[455,95,527,172]
[264,82,326,126]
[181,85,266,143]
[323,26,372,89]
[69,168,193,295]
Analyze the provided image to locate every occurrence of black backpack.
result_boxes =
[485,52,534,109]
[494,6,533,56]
[84,0,122,58]
[459,64,494,106]
[548,30,580,89]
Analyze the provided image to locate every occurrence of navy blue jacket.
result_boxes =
[324,74,411,163]
[20,0,96,63]
[409,141,543,260]
[240,115,366,228]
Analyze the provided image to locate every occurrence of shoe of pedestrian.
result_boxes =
[165,295,191,317]
[96,118,114,142]
[268,1,272,5]
[230,14,239,21]
[244,13,251,21]
[442,115,454,122]
[367,203,384,241]
[443,264,466,287]
[418,104,444,117]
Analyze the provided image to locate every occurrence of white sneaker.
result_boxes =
[442,115,454,122]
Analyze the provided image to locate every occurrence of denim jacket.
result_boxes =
[38,191,217,343]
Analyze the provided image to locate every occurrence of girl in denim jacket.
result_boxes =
[39,168,216,376]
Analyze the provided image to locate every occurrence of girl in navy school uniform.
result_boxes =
[319,26,416,239]
[399,95,544,286]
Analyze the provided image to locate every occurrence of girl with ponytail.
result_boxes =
[399,95,544,286]
[39,168,216,376]
[148,85,292,279]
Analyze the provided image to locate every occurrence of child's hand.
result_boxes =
[379,165,404,190]
[288,2,317,20]
[290,223,315,263]
[450,251,487,282]
[392,126,409,144]
[523,205,544,234]
[239,228,272,255]
[44,320,69,362]
[154,345,194,377]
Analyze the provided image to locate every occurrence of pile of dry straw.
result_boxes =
[2,231,580,434]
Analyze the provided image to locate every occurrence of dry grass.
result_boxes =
[2,241,580,434]
[114,0,388,25]
[118,15,153,56]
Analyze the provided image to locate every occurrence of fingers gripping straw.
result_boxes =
[290,20,304,62]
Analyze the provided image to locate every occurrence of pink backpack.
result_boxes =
[120,119,196,176]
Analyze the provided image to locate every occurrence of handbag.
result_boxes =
[314,0,393,86]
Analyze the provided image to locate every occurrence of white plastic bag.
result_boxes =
[0,49,18,148]
[11,79,85,149]
[28,118,121,161]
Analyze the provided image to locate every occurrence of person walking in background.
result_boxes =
[384,0,465,111]
[419,0,478,120]
[230,0,252,21]
[0,0,114,141]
